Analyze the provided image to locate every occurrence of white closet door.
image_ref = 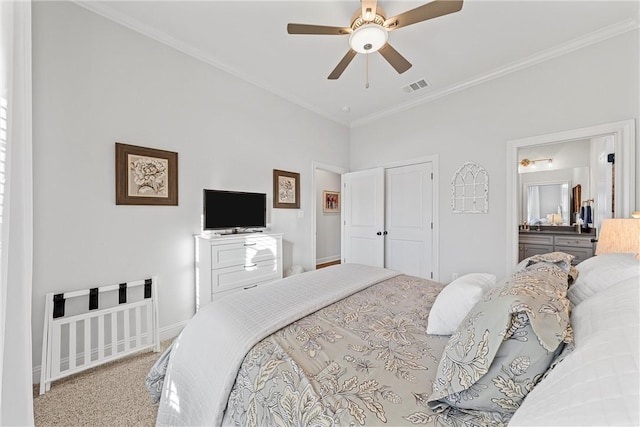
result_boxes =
[342,168,384,267]
[384,162,434,279]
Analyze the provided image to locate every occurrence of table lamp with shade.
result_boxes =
[595,218,640,259]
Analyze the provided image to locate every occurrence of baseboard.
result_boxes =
[32,319,188,384]
[159,319,188,342]
[316,255,340,265]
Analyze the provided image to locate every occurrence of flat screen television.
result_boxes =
[203,189,266,231]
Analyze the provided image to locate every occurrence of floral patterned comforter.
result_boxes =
[221,275,512,426]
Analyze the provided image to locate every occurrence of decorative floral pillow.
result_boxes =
[515,251,579,278]
[427,253,575,414]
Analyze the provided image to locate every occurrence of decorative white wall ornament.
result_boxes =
[451,161,489,213]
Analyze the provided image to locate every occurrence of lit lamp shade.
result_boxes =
[595,218,640,259]
[547,213,563,225]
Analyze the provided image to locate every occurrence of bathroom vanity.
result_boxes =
[519,226,596,265]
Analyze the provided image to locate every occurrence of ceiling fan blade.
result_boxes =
[287,23,352,35]
[361,0,378,22]
[328,49,357,80]
[384,0,463,31]
[378,43,412,74]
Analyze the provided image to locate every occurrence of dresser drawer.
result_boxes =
[211,235,280,269]
[211,259,280,294]
[195,232,283,311]
[554,236,594,248]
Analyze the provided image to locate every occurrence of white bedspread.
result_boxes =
[156,263,398,427]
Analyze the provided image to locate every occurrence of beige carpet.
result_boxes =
[33,342,170,427]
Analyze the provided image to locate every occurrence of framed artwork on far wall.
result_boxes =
[323,190,340,213]
[273,169,300,209]
[115,142,178,205]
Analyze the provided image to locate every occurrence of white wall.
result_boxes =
[31,2,349,373]
[350,31,639,282]
[315,169,341,264]
[518,139,591,174]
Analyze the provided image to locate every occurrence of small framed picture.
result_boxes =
[323,190,340,213]
[115,143,178,205]
[273,169,300,209]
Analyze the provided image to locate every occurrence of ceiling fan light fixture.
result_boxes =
[349,24,388,54]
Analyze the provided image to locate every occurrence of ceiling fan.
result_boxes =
[287,0,464,80]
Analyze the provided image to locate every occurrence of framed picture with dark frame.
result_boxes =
[115,142,178,206]
[323,190,340,213]
[273,169,300,209]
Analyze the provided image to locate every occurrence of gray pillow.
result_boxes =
[427,253,574,414]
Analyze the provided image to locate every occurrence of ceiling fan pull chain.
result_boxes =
[365,53,370,89]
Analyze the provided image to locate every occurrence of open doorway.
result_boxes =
[506,120,636,273]
[311,162,347,270]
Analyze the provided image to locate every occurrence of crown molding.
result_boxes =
[351,18,639,128]
[71,2,636,129]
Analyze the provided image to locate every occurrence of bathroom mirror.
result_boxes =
[524,181,570,225]
[519,166,590,226]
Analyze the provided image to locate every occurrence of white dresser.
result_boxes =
[195,232,283,310]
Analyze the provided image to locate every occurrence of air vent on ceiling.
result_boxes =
[402,78,429,93]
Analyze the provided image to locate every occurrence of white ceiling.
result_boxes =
[76,1,639,127]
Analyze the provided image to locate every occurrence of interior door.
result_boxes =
[342,168,384,267]
[384,163,434,279]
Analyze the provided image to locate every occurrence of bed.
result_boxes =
[147,254,640,426]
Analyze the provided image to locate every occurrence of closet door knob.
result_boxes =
[376,231,382,236]
[383,231,388,235]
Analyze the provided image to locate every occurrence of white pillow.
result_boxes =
[426,273,497,335]
[567,253,640,307]
[509,278,640,426]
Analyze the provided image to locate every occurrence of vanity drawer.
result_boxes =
[554,236,594,248]
[523,245,554,259]
[555,246,593,264]
[519,234,554,246]
[518,231,595,265]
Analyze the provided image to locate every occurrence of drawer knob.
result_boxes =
[244,263,258,270]
[244,243,257,247]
